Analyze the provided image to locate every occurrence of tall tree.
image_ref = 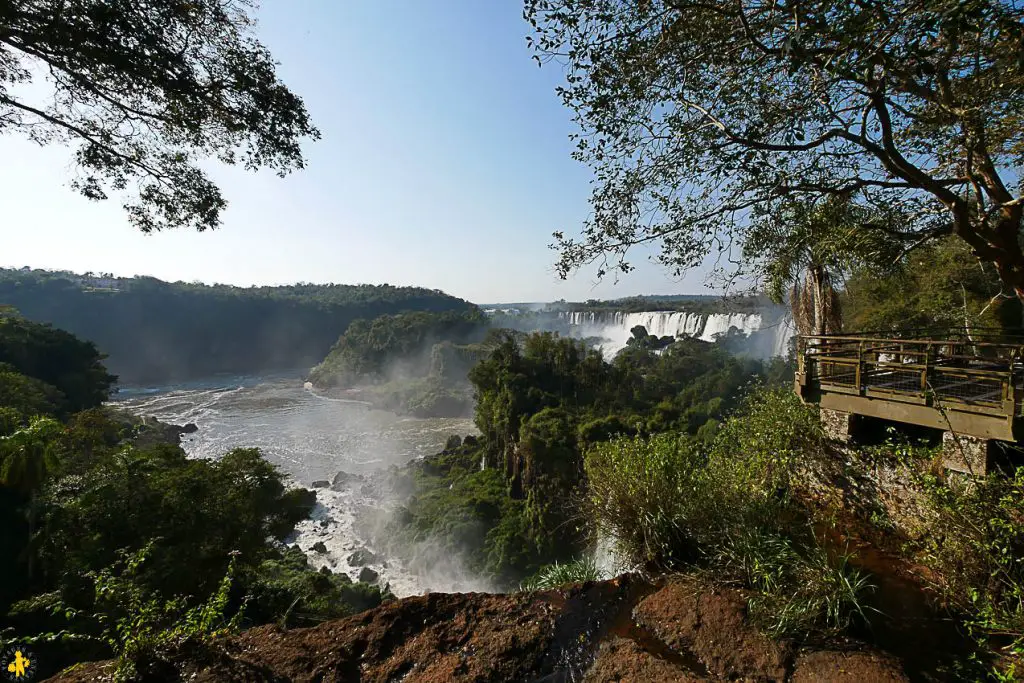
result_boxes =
[0,0,319,231]
[527,0,1024,299]
[744,196,897,334]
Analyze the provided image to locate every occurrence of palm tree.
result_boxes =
[0,416,65,579]
[745,196,898,337]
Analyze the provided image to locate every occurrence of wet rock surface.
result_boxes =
[346,547,379,566]
[45,576,913,683]
[330,470,364,490]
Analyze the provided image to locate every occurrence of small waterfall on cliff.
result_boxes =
[592,532,624,578]
[563,310,794,358]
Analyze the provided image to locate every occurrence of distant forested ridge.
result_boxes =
[0,269,477,385]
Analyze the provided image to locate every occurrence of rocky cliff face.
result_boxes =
[46,576,910,683]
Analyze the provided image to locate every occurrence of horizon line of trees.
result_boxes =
[0,268,478,386]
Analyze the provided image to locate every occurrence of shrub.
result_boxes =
[584,432,707,568]
[519,557,606,592]
[243,546,389,628]
[90,545,245,682]
[584,386,873,639]
[914,470,1024,676]
[718,529,874,637]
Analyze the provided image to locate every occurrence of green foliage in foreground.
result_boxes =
[0,321,387,679]
[90,545,245,683]
[519,558,606,592]
[585,388,872,638]
[389,332,794,588]
[244,546,392,629]
[912,467,1024,678]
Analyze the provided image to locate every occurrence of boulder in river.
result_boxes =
[311,480,330,488]
[311,541,328,554]
[358,567,379,584]
[347,548,378,566]
[331,470,364,490]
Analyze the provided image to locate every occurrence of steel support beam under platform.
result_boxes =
[813,391,1018,442]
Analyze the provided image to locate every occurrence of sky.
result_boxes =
[0,1,714,304]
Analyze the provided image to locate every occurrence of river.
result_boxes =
[113,373,485,597]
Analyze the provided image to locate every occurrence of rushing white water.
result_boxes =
[113,375,481,597]
[563,310,795,358]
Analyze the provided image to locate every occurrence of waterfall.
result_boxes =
[562,309,794,358]
[592,532,624,577]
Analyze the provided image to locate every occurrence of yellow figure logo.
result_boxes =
[6,650,30,679]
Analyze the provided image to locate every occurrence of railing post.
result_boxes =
[1006,350,1017,416]
[921,342,930,398]
[856,341,864,393]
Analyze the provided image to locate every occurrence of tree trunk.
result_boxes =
[806,265,842,336]
[809,265,826,336]
[954,203,1024,304]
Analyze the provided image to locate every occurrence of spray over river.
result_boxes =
[113,373,487,597]
[110,310,788,597]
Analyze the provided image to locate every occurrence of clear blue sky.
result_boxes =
[0,0,712,303]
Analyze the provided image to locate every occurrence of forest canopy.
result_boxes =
[0,0,319,231]
[527,0,1024,300]
[0,269,478,384]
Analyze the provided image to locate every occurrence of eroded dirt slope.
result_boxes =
[46,576,910,683]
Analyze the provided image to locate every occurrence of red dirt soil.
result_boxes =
[45,576,910,683]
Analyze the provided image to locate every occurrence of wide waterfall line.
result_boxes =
[562,310,794,358]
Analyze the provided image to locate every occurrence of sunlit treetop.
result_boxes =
[0,0,320,232]
[526,0,1024,298]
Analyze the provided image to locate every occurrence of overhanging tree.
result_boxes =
[526,0,1024,299]
[0,0,319,231]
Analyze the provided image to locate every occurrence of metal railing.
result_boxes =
[798,334,1024,417]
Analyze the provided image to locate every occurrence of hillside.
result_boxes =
[0,269,477,384]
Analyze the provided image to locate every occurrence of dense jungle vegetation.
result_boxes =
[0,313,389,680]
[307,310,492,417]
[0,269,477,385]
[4,0,1024,678]
[373,236,1024,679]
[381,327,793,584]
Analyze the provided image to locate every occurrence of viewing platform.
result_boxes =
[794,332,1024,474]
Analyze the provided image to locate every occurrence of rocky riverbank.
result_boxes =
[103,406,199,446]
[45,574,911,682]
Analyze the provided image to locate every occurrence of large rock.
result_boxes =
[791,651,909,682]
[311,541,327,554]
[347,548,378,566]
[331,470,364,490]
[634,578,791,681]
[358,567,379,584]
[310,480,330,488]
